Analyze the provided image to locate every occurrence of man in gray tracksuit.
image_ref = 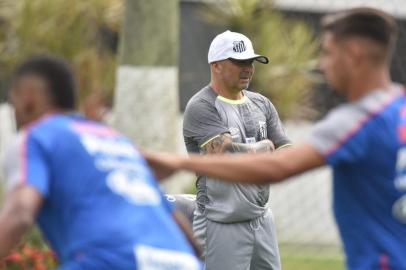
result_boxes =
[183,30,291,270]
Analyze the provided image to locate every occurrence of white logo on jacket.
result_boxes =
[135,245,200,270]
[229,127,240,140]
[106,170,161,206]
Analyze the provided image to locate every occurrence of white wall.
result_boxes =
[0,103,15,172]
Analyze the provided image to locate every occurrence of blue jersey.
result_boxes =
[3,114,201,270]
[308,85,406,270]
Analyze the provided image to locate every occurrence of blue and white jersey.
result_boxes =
[3,114,201,270]
[308,84,406,270]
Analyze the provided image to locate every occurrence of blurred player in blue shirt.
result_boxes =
[1,55,201,270]
[146,8,406,270]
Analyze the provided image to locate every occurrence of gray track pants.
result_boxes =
[193,209,281,270]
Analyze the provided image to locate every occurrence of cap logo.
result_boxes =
[233,41,246,53]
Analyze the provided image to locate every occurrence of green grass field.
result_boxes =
[282,255,344,270]
[280,244,345,270]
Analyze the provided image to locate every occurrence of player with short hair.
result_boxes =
[1,55,201,270]
[146,8,406,270]
[183,30,291,270]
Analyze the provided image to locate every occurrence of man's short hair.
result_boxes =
[14,54,76,110]
[321,7,398,56]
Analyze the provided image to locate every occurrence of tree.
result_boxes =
[0,0,123,106]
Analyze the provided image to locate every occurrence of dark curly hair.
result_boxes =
[14,54,77,110]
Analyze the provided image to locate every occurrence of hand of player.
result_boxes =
[256,139,275,153]
[143,151,184,181]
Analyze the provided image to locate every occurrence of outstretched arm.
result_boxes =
[0,185,43,257]
[186,143,324,184]
[147,133,274,181]
[145,143,325,184]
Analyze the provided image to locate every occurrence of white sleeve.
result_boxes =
[2,132,26,193]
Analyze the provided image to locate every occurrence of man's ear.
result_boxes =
[211,62,222,74]
[20,84,41,116]
[23,99,36,116]
[20,89,36,114]
[345,40,364,66]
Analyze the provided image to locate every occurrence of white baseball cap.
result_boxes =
[208,30,269,64]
